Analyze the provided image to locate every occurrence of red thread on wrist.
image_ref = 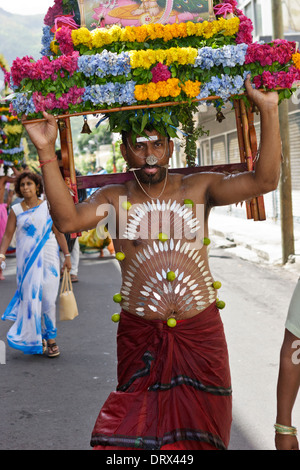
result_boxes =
[39,156,57,168]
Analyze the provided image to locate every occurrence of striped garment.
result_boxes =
[91,303,232,450]
[2,201,60,354]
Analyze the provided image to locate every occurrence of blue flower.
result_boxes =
[194,44,248,70]
[78,50,131,78]
[11,93,36,115]
[40,26,54,58]
[82,81,136,106]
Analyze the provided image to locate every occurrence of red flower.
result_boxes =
[151,63,171,83]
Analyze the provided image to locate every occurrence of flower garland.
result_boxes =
[5,1,300,166]
[8,39,300,119]
[0,60,24,171]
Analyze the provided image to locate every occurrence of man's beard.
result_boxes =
[136,165,167,185]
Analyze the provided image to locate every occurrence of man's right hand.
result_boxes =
[275,433,299,450]
[22,111,58,155]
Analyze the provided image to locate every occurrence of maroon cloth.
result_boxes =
[91,302,232,450]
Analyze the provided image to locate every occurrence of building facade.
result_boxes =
[195,0,300,225]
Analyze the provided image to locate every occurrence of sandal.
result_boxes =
[47,341,60,358]
[42,339,47,354]
[71,274,78,283]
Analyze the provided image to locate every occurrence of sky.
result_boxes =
[0,0,54,15]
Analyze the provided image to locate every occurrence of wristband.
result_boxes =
[39,156,57,168]
[274,423,297,436]
[65,253,71,257]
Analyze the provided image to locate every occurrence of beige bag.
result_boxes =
[59,268,79,321]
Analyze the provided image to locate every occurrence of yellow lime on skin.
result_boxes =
[158,232,168,242]
[213,281,222,289]
[167,318,177,328]
[166,271,176,281]
[184,199,194,208]
[121,201,132,210]
[113,293,122,303]
[203,237,211,246]
[216,300,226,310]
[111,313,120,323]
[116,252,125,261]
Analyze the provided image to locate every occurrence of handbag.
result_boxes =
[59,268,79,321]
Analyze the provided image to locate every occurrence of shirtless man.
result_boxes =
[0,166,17,279]
[23,78,281,450]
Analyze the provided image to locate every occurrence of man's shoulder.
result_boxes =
[92,182,129,200]
[181,170,219,186]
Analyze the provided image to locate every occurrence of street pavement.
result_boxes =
[0,225,300,450]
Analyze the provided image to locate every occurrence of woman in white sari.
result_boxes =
[0,172,71,357]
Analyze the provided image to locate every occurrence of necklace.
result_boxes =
[133,170,168,201]
[24,199,39,210]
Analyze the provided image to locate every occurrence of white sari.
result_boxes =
[2,201,60,354]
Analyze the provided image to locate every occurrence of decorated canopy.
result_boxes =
[3,0,300,219]
[6,1,300,146]
[0,54,24,172]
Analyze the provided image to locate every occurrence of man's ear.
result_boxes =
[120,143,127,162]
[168,139,174,157]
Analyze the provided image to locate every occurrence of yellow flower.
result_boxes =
[156,81,170,98]
[135,25,148,43]
[107,25,122,42]
[146,82,160,101]
[134,84,149,101]
[223,17,240,36]
[72,27,92,48]
[134,78,181,102]
[292,52,300,69]
[181,80,201,98]
[121,26,137,42]
[91,29,106,48]
[186,21,196,36]
[50,40,59,55]
[3,123,23,135]
[167,78,181,98]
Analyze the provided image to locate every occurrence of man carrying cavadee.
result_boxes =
[23,77,281,450]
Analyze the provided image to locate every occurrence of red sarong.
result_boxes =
[91,302,232,450]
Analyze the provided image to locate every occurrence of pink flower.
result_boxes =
[253,75,262,89]
[56,26,75,56]
[261,71,276,88]
[236,16,253,45]
[214,2,236,17]
[10,56,35,87]
[44,0,63,26]
[151,63,171,83]
[32,86,85,113]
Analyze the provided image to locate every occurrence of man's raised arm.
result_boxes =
[23,112,105,233]
[206,77,281,207]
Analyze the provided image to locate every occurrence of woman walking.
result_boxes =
[0,172,71,357]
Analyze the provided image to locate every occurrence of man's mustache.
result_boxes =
[128,164,169,172]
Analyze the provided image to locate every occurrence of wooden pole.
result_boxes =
[58,116,79,238]
[79,0,86,27]
[208,0,216,21]
[58,116,78,203]
[272,0,295,263]
[240,99,259,221]
[233,99,252,219]
[247,107,266,220]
